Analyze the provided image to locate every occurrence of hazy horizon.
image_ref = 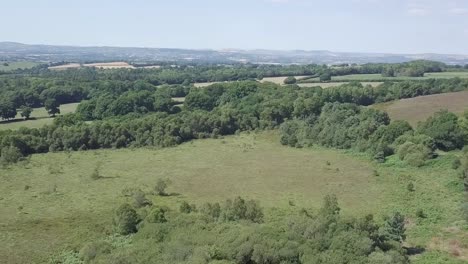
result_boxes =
[1,0,468,54]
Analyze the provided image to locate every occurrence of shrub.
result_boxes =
[221,197,263,223]
[90,164,102,180]
[407,182,415,192]
[113,204,140,235]
[79,241,112,262]
[133,190,152,208]
[154,178,169,196]
[200,202,221,220]
[416,209,426,218]
[0,146,23,164]
[179,201,194,213]
[397,142,432,167]
[452,158,461,170]
[283,76,297,85]
[146,207,167,223]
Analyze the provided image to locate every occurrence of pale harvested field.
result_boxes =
[298,82,383,88]
[261,75,312,84]
[49,62,135,70]
[172,97,185,102]
[83,62,135,69]
[48,63,81,70]
[194,81,223,87]
[373,91,468,126]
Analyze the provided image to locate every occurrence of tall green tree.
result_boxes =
[20,105,33,120]
[44,98,60,117]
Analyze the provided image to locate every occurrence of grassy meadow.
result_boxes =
[0,61,40,71]
[0,103,79,130]
[0,131,466,263]
[372,91,468,126]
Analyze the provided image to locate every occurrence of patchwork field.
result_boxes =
[373,91,468,126]
[0,132,465,263]
[0,103,79,130]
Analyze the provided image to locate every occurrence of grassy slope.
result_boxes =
[331,72,468,81]
[372,91,468,126]
[0,132,466,263]
[0,103,79,130]
[0,61,40,71]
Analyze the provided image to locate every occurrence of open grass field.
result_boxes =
[49,62,135,70]
[0,131,466,263]
[0,61,40,71]
[0,103,79,130]
[373,91,468,126]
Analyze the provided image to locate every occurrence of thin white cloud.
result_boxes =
[449,7,468,15]
[267,0,291,3]
[407,8,431,16]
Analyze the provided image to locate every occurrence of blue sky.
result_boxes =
[1,0,467,54]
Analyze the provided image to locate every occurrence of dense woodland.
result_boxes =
[1,61,468,263]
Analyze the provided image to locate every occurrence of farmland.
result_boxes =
[0,103,79,130]
[0,131,465,263]
[373,91,468,126]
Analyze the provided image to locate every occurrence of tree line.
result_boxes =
[2,78,468,164]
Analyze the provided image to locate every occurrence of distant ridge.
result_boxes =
[1,42,467,65]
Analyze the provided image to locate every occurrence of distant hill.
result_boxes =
[1,41,467,65]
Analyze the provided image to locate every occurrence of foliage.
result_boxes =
[417,110,465,151]
[113,204,140,235]
[20,105,33,120]
[283,76,297,84]
[154,178,169,196]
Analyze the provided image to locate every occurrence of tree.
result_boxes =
[319,72,332,82]
[113,204,139,235]
[20,106,33,120]
[380,212,406,242]
[417,110,465,151]
[283,76,297,84]
[44,98,60,117]
[0,99,17,120]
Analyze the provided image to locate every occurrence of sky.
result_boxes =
[1,0,468,54]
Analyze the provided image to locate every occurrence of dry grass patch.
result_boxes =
[373,91,468,126]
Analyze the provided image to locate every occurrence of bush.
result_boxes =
[452,158,461,170]
[0,146,23,164]
[179,201,195,213]
[146,207,167,223]
[113,204,140,235]
[133,190,152,208]
[221,197,264,223]
[90,163,102,180]
[283,76,297,85]
[154,178,169,196]
[79,241,112,262]
[200,202,221,220]
[407,182,415,192]
[397,142,432,167]
[416,209,426,219]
